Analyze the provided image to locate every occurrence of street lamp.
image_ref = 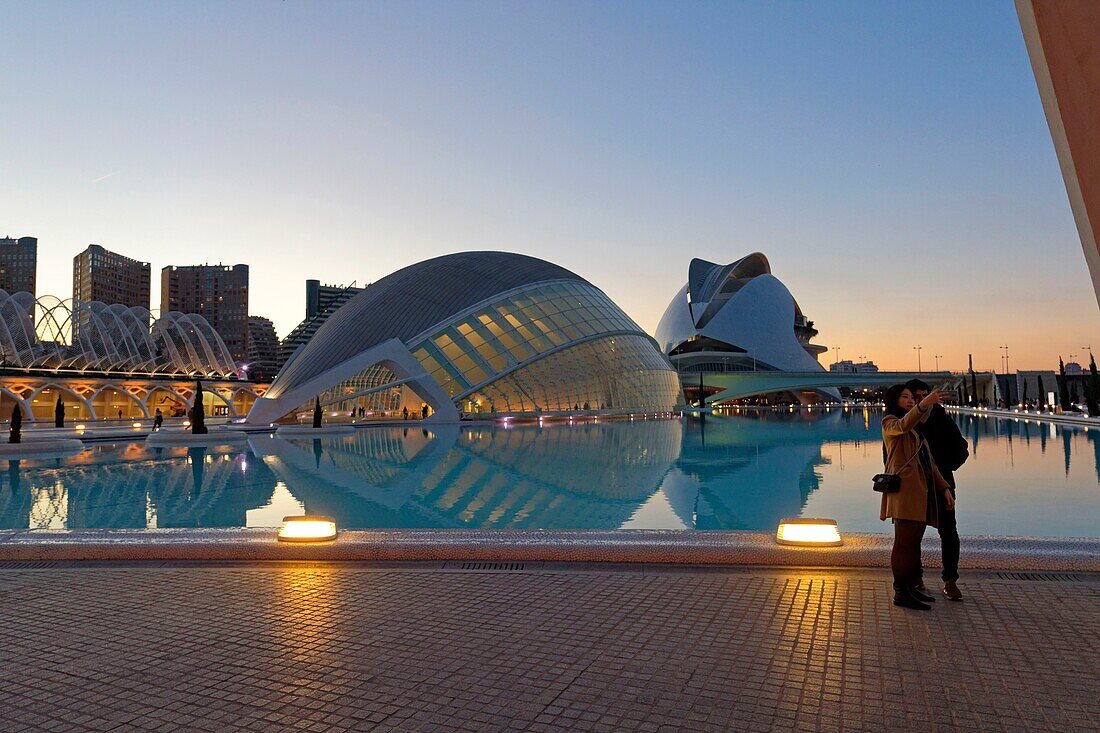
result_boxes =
[999,345,1010,374]
[832,346,840,366]
[934,354,942,371]
[913,345,922,373]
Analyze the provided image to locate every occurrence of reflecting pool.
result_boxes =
[2,409,1099,536]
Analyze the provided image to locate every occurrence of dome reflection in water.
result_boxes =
[1,409,1099,537]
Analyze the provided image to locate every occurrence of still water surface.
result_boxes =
[2,409,1098,536]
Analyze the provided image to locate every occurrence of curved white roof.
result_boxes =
[654,254,825,373]
[249,251,682,423]
[270,251,588,399]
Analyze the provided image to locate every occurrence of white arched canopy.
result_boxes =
[247,338,460,424]
[0,290,238,376]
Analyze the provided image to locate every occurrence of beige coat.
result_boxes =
[880,405,951,526]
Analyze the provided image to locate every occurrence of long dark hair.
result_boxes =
[883,384,912,419]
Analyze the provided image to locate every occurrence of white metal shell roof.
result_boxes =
[269,252,589,397]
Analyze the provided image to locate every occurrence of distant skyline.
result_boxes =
[2,1,1098,373]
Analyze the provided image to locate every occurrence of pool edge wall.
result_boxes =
[0,529,1097,572]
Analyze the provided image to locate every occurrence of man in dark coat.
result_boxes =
[906,379,969,600]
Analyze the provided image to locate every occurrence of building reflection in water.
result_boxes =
[0,443,279,530]
[1,409,1098,533]
[954,411,1100,483]
[254,419,682,530]
[252,411,875,531]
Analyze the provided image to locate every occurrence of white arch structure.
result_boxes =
[699,371,958,404]
[0,289,237,376]
[27,383,96,416]
[248,338,459,424]
[0,376,268,422]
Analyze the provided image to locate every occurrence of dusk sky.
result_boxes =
[2,1,1097,372]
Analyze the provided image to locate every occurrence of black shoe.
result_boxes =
[893,589,931,610]
[910,585,937,603]
[943,581,963,601]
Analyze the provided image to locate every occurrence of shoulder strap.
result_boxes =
[884,432,924,472]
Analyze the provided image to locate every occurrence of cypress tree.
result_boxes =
[9,404,21,444]
[1087,354,1100,417]
[1021,378,1028,408]
[1058,358,1072,411]
[190,379,209,434]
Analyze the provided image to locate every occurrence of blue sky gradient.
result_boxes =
[1,1,1095,371]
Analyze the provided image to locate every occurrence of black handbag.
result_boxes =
[873,433,922,493]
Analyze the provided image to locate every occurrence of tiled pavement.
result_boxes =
[0,562,1097,732]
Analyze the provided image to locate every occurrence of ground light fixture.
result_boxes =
[775,518,843,547]
[278,515,338,543]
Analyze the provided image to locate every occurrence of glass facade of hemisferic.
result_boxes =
[462,335,682,413]
[302,363,405,416]
[408,280,681,413]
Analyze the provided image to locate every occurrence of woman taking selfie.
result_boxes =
[880,384,956,610]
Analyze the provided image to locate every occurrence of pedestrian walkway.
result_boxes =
[1,562,1097,732]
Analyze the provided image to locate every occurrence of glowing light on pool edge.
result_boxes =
[776,518,842,547]
[278,515,337,542]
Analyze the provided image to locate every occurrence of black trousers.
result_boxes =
[934,487,960,583]
[914,489,960,585]
[891,519,926,590]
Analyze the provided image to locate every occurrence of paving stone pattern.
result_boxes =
[0,564,1097,732]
